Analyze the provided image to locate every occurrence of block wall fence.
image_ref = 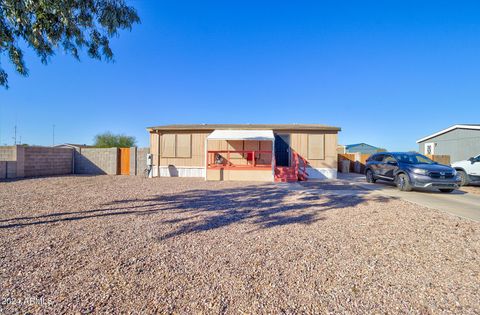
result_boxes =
[0,146,149,179]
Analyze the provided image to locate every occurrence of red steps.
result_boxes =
[274,166,299,182]
[274,151,310,182]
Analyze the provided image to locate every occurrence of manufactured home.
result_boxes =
[344,143,385,155]
[417,124,480,162]
[147,124,341,182]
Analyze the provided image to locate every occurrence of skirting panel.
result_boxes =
[158,166,205,178]
[206,169,273,181]
[307,167,337,179]
[152,166,159,177]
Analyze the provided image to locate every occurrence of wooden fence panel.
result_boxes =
[338,153,372,174]
[119,148,131,175]
[426,155,451,165]
[337,154,355,172]
[357,154,371,174]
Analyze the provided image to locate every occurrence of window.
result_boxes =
[393,153,435,165]
[161,134,192,158]
[307,134,325,160]
[383,155,396,163]
[374,154,385,162]
[162,134,176,157]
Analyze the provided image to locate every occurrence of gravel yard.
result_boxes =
[0,175,479,314]
[461,184,480,195]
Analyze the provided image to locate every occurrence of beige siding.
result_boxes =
[244,141,259,151]
[207,139,228,151]
[289,131,337,169]
[228,140,244,159]
[307,134,325,160]
[259,141,273,165]
[158,132,208,167]
[149,129,338,172]
[150,132,160,165]
[176,134,192,158]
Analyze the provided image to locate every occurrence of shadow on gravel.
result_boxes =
[0,184,394,236]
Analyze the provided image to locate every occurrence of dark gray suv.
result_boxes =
[365,152,461,192]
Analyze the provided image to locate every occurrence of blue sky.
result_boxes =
[1,1,480,149]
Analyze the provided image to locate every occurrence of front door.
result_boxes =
[274,134,290,167]
[425,143,435,155]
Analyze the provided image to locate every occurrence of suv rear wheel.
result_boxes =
[457,170,470,186]
[366,169,376,183]
[396,173,412,191]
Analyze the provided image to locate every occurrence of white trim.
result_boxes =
[207,129,274,141]
[158,165,203,168]
[204,136,208,180]
[416,125,480,143]
[159,166,205,177]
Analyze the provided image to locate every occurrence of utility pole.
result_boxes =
[52,124,55,147]
[13,125,17,145]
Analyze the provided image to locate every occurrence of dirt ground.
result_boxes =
[0,175,479,314]
[461,184,480,195]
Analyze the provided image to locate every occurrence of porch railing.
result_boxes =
[292,151,309,180]
[207,150,273,169]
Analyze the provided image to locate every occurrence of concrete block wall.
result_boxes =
[0,146,73,179]
[0,146,16,161]
[21,146,73,177]
[0,146,146,178]
[129,147,137,176]
[0,161,6,179]
[130,147,149,176]
[0,161,17,179]
[75,148,119,175]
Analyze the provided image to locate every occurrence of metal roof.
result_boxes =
[207,129,275,141]
[147,124,341,132]
[54,143,94,148]
[345,143,380,149]
[416,124,480,143]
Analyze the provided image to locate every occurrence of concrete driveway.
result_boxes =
[338,173,480,222]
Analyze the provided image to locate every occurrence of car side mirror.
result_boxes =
[469,157,476,164]
[387,161,397,166]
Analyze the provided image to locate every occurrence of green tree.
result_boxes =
[93,131,136,148]
[0,0,140,88]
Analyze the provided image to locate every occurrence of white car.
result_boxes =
[451,155,480,186]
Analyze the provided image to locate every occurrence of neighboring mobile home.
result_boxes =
[417,124,480,162]
[147,124,341,182]
[344,143,385,155]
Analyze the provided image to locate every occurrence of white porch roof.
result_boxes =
[207,129,274,141]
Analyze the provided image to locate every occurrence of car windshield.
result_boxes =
[393,153,435,165]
